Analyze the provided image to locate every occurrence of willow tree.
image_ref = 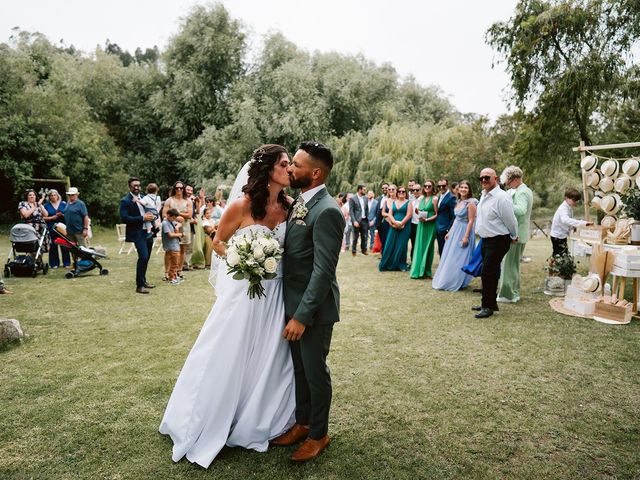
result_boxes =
[487,0,640,146]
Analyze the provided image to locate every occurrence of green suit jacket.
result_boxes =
[283,187,345,326]
[511,183,533,244]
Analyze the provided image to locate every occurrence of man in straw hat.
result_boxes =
[64,187,90,247]
[473,168,518,319]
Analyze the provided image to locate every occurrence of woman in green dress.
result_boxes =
[410,180,439,279]
[379,185,413,271]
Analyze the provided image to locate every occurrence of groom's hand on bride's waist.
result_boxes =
[283,319,306,341]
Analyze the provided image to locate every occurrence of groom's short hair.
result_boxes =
[299,141,333,170]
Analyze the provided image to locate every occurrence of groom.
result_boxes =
[273,141,345,462]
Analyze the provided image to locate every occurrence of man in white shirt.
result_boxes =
[366,190,378,250]
[473,168,518,318]
[348,184,369,256]
[550,188,592,256]
[408,180,420,260]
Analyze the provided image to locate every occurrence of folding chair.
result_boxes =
[116,224,134,254]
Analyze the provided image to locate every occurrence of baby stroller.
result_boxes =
[52,223,109,279]
[5,223,50,277]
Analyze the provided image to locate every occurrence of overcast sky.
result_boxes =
[2,0,518,119]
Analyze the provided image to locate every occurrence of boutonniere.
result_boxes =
[292,203,308,220]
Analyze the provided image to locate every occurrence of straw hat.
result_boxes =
[622,158,640,177]
[581,155,598,172]
[600,160,619,178]
[582,274,601,293]
[591,191,604,210]
[601,215,617,230]
[601,193,621,214]
[614,175,632,193]
[54,222,67,236]
[586,171,602,188]
[599,176,614,193]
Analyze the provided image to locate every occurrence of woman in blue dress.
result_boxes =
[432,181,478,291]
[379,185,412,271]
[42,189,71,268]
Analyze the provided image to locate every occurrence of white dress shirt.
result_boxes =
[476,186,518,239]
[300,184,326,204]
[357,193,367,219]
[550,200,588,239]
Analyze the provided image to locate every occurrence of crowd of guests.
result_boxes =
[16,186,90,270]
[119,178,225,293]
[12,167,590,308]
[339,166,537,318]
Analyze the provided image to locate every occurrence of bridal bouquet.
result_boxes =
[225,230,283,299]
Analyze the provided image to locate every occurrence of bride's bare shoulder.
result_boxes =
[226,196,251,212]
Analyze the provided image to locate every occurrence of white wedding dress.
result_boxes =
[159,222,295,468]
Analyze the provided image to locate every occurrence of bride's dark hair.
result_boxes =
[242,144,290,220]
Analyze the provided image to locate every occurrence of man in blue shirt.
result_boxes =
[64,187,90,246]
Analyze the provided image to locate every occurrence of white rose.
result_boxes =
[258,237,271,248]
[253,247,265,261]
[235,236,248,248]
[226,250,241,267]
[264,256,278,274]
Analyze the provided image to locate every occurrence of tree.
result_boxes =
[487,0,640,146]
[312,52,397,136]
[153,4,246,143]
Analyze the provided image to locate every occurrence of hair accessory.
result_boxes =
[252,148,266,163]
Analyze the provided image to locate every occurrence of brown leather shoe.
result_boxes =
[290,435,330,462]
[270,424,309,446]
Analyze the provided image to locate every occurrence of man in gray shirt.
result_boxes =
[473,168,518,318]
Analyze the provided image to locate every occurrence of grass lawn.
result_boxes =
[1,229,639,479]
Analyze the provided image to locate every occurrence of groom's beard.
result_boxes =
[289,174,312,189]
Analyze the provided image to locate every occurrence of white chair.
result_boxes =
[116,224,134,254]
[155,236,164,255]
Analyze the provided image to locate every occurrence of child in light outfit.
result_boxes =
[138,183,162,238]
[550,187,592,256]
[162,208,183,285]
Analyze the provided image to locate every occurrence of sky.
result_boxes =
[1,0,518,119]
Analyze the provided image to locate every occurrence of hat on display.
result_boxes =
[600,159,619,178]
[622,158,640,177]
[66,187,79,195]
[614,175,632,193]
[591,190,604,210]
[581,155,598,172]
[581,274,601,293]
[598,176,614,193]
[586,171,602,188]
[601,215,617,230]
[601,193,621,214]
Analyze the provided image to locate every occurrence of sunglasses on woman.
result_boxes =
[398,189,406,193]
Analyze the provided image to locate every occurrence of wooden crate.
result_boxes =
[594,301,633,323]
[577,225,609,242]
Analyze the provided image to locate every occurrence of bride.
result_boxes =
[159,144,295,468]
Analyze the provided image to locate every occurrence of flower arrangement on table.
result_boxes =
[225,230,282,299]
[545,253,578,280]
